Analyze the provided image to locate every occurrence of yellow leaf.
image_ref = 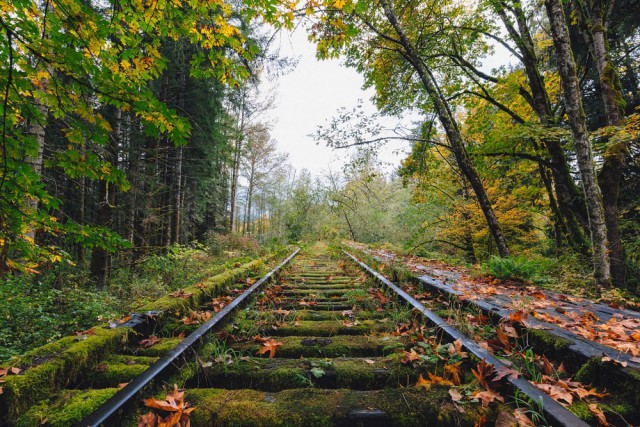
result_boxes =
[333,0,346,9]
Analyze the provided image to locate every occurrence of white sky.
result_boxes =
[262,28,409,177]
[261,25,514,178]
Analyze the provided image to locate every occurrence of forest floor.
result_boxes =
[346,242,640,364]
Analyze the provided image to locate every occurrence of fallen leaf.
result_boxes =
[415,374,431,390]
[588,403,609,426]
[473,389,504,407]
[170,290,193,299]
[255,339,283,358]
[400,349,421,364]
[493,366,519,381]
[601,356,627,367]
[534,383,573,406]
[139,336,160,348]
[448,338,468,359]
[471,359,494,389]
[364,359,375,365]
[117,382,129,390]
[138,412,158,427]
[449,388,463,402]
[513,408,536,427]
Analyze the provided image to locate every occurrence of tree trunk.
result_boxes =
[381,0,510,257]
[229,87,247,233]
[91,109,120,288]
[24,100,47,242]
[578,0,627,286]
[494,1,590,250]
[545,0,611,287]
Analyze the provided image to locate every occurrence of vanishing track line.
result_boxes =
[13,243,624,425]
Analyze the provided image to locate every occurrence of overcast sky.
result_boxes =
[262,28,409,177]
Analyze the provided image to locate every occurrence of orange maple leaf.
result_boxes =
[471,359,494,390]
[255,339,283,358]
[141,384,196,427]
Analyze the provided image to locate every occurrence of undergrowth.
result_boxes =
[0,235,271,362]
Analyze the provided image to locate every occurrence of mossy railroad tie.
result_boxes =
[189,244,498,426]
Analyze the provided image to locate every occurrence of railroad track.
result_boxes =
[6,243,635,425]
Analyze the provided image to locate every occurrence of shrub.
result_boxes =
[484,255,552,283]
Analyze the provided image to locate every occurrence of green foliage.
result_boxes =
[0,272,119,361]
[483,255,552,283]
[0,243,267,361]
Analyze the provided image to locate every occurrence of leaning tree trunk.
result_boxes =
[545,0,611,287]
[380,0,510,257]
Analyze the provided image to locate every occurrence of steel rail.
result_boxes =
[78,248,300,427]
[417,275,640,369]
[343,249,589,427]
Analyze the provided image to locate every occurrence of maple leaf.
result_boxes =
[534,383,573,406]
[471,359,495,389]
[142,384,196,427]
[139,336,160,348]
[473,389,504,407]
[507,310,528,324]
[588,403,609,426]
[255,339,282,358]
[493,365,519,381]
[444,362,462,385]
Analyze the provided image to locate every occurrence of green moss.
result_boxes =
[90,363,149,388]
[186,387,495,426]
[0,327,129,423]
[193,357,418,391]
[266,320,384,337]
[527,329,572,353]
[16,388,117,427]
[568,400,594,422]
[574,357,604,383]
[233,335,405,359]
[138,257,267,315]
[130,337,183,357]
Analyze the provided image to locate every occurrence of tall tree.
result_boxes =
[545,0,612,287]
[574,0,628,285]
[312,0,511,257]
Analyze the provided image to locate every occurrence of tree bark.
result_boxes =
[229,87,247,233]
[381,0,510,257]
[494,1,590,251]
[576,0,627,285]
[545,0,611,287]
